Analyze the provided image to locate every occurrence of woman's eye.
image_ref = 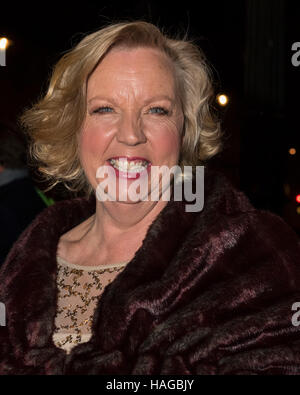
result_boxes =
[148,107,169,115]
[92,106,114,114]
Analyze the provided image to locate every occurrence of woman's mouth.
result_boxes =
[107,157,151,179]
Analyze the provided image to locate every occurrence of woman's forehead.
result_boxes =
[87,47,177,98]
[99,46,173,71]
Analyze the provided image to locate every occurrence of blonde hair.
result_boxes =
[20,21,222,194]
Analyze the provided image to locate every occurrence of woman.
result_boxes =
[1,21,300,375]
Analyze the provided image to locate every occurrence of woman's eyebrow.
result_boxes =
[88,95,175,105]
[88,96,117,105]
[143,95,175,105]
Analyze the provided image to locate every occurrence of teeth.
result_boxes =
[109,158,149,173]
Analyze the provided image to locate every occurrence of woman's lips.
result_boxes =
[106,157,152,180]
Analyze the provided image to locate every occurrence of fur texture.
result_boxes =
[1,169,300,375]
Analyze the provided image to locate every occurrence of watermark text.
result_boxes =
[95,165,204,213]
[0,302,6,326]
[291,42,300,67]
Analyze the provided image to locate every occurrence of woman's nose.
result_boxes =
[116,113,147,146]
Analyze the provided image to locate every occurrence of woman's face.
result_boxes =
[80,46,184,202]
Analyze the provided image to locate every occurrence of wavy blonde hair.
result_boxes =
[20,21,222,194]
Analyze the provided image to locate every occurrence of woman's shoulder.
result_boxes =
[17,195,93,237]
[0,196,95,278]
[189,169,300,275]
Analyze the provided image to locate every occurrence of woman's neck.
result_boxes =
[58,197,168,266]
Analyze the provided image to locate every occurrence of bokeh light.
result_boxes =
[216,94,229,107]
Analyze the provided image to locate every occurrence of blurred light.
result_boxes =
[289,148,297,156]
[217,94,229,107]
[297,207,300,215]
[296,195,300,204]
[0,38,8,50]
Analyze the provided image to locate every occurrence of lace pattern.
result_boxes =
[52,256,128,354]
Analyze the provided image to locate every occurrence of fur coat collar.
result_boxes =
[1,169,300,375]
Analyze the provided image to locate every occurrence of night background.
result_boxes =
[1,0,300,235]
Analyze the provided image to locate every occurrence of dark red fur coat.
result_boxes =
[1,169,300,375]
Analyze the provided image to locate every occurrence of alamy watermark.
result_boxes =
[95,165,204,213]
[291,302,300,327]
[0,302,5,326]
[291,42,300,67]
[0,38,7,67]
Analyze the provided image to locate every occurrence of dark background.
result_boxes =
[0,0,299,234]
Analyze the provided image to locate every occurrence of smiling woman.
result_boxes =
[20,21,221,195]
[1,21,300,375]
[81,46,183,197]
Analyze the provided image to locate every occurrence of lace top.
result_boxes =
[52,256,128,354]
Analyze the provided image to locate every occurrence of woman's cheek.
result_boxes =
[147,122,181,161]
[79,126,106,188]
[80,125,108,159]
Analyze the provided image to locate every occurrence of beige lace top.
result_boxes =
[52,256,129,354]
